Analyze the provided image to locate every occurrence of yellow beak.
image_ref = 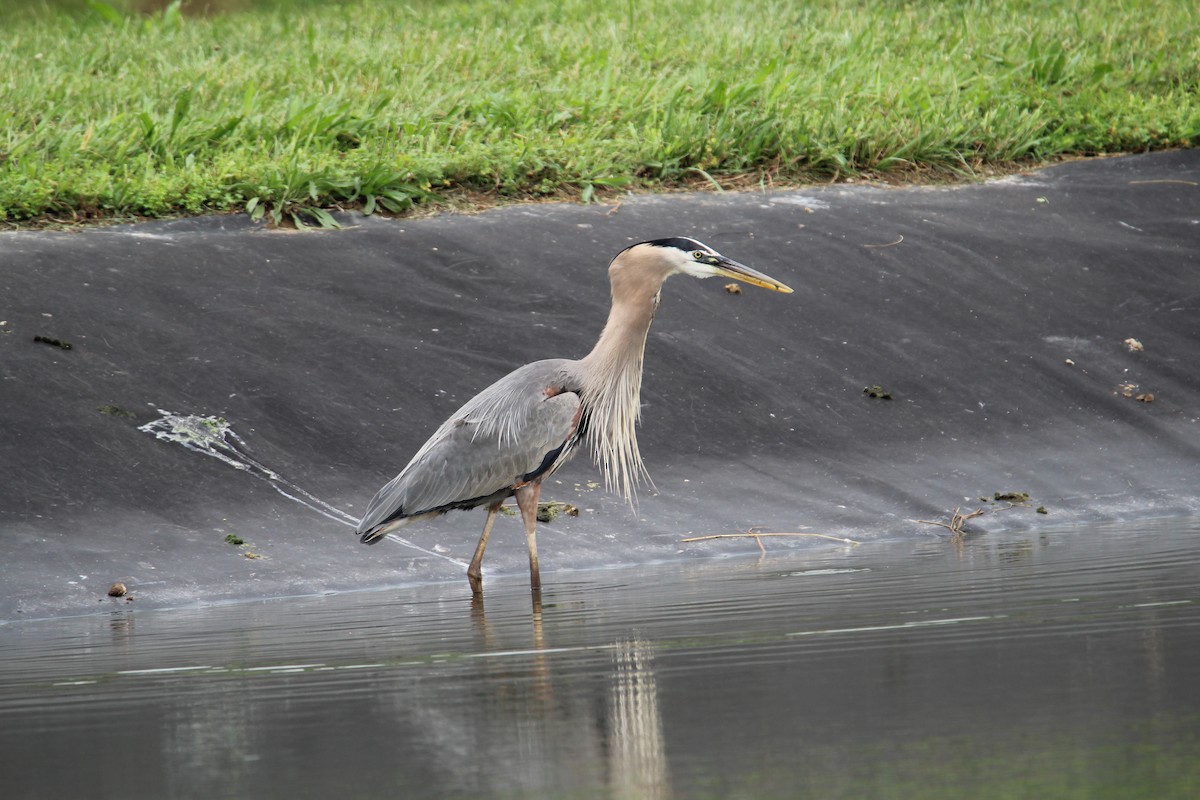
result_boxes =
[713,256,793,294]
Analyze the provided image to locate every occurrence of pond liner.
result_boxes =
[2,150,1198,619]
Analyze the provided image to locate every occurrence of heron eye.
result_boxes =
[692,251,705,260]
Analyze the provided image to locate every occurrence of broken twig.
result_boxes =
[681,530,861,555]
[915,502,1021,535]
[863,234,904,248]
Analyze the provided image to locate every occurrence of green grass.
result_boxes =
[1,0,1197,227]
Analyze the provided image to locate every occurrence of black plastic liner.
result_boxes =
[2,150,1198,618]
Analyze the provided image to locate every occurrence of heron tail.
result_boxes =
[359,526,389,545]
[357,514,409,545]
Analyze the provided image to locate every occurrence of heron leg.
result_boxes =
[514,482,543,592]
[467,501,502,596]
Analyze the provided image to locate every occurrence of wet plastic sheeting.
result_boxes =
[2,151,1198,618]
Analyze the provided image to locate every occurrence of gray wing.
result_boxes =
[356,359,581,537]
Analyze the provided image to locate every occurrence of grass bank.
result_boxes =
[1,0,1197,227]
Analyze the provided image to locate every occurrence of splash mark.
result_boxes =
[138,410,467,568]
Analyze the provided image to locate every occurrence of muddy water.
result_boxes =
[2,518,1198,799]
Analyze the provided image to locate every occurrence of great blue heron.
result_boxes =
[357,237,792,593]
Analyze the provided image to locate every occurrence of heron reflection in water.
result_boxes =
[356,237,793,593]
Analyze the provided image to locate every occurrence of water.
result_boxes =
[2,519,1198,799]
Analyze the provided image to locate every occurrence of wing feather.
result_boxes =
[356,360,581,536]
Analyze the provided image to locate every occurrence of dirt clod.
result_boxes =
[33,335,72,350]
[537,501,580,523]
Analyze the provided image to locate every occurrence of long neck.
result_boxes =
[578,286,661,503]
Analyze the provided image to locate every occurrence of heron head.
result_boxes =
[638,237,793,293]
